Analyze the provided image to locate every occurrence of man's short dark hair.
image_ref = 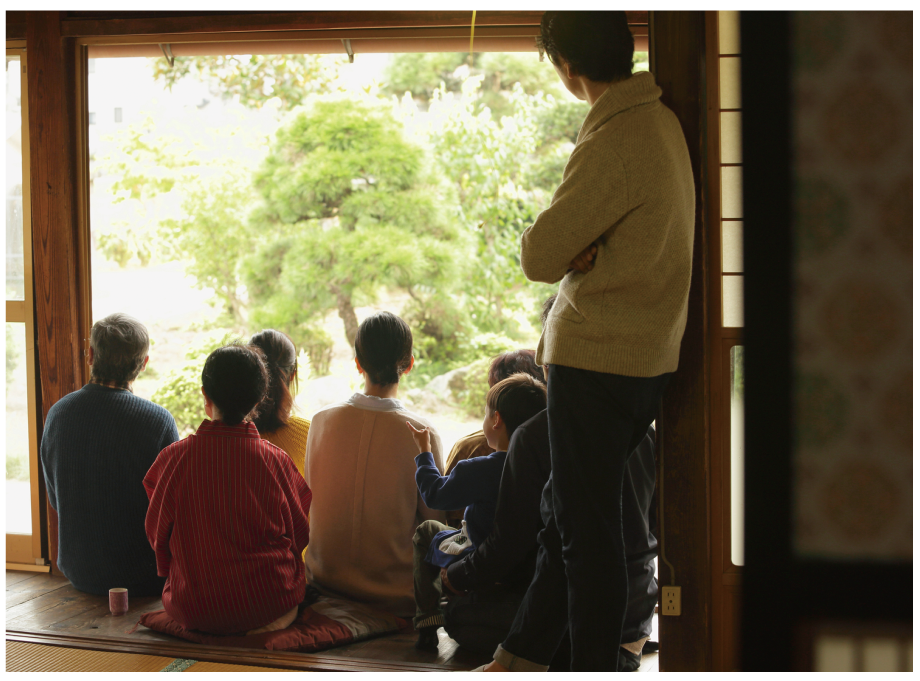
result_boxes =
[539,11,635,83]
[486,373,548,437]
[354,311,413,386]
[489,349,543,387]
[201,343,269,426]
[89,313,150,387]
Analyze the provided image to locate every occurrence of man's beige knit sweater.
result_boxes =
[522,71,695,377]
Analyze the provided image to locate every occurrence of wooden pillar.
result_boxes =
[26,10,91,575]
[650,10,712,672]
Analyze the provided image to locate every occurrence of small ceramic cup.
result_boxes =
[109,588,128,616]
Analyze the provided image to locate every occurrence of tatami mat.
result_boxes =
[183,660,290,672]
[6,640,173,673]
[6,641,298,673]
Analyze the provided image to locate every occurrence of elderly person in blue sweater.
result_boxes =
[40,313,178,596]
[405,373,547,651]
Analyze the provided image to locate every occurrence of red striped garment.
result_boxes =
[144,419,312,635]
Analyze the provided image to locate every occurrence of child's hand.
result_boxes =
[406,421,432,454]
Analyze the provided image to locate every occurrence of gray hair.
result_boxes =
[89,313,150,387]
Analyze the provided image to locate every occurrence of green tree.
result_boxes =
[384,52,565,119]
[243,95,468,357]
[160,165,259,328]
[94,117,193,267]
[151,53,346,111]
[425,77,564,333]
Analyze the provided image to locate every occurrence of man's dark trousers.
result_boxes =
[500,364,670,671]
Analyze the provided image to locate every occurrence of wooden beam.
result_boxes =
[26,10,91,578]
[651,10,712,673]
[60,11,544,37]
[59,10,648,38]
[7,11,28,40]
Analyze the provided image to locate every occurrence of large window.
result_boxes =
[6,46,44,567]
[87,46,649,450]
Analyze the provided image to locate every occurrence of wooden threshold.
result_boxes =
[5,630,457,672]
[6,563,51,574]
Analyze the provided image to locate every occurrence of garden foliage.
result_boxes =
[98,52,625,411]
[150,332,241,435]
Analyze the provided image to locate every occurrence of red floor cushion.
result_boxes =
[138,593,409,652]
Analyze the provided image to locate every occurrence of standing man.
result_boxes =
[480,11,694,671]
[41,313,178,596]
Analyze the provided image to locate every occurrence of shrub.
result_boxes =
[151,331,240,435]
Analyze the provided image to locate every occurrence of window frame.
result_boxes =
[6,42,47,570]
[706,10,744,672]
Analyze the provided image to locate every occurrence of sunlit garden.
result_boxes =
[87,50,647,446]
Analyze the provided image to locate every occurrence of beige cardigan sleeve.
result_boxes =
[520,132,629,284]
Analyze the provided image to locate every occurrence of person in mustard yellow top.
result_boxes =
[250,329,309,476]
[443,350,545,527]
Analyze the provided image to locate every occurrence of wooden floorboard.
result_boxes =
[5,570,43,587]
[5,571,656,672]
[4,571,487,671]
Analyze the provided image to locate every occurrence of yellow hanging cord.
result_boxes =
[469,10,477,66]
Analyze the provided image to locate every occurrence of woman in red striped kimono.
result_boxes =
[144,342,312,635]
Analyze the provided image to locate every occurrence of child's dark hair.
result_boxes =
[201,343,269,426]
[250,329,298,433]
[489,349,543,387]
[486,373,548,437]
[354,311,413,386]
[540,294,557,329]
[539,11,635,83]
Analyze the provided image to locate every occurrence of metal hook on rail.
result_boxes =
[342,39,354,64]
[159,43,175,69]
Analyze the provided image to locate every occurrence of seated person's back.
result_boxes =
[40,313,178,596]
[249,329,310,476]
[442,350,545,527]
[144,343,312,636]
[304,312,445,617]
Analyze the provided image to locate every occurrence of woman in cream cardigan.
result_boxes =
[303,312,446,617]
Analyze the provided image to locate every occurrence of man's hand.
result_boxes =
[440,567,463,595]
[406,421,432,454]
[568,242,598,274]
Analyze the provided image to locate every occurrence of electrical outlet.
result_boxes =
[662,586,681,616]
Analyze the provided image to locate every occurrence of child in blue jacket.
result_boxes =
[406,373,547,651]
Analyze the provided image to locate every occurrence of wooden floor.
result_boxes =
[6,570,658,672]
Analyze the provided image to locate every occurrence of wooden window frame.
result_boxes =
[706,10,744,672]
[5,42,48,571]
[27,6,646,577]
[30,12,730,673]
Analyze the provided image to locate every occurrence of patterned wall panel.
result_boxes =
[791,12,912,559]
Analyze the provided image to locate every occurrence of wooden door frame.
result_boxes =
[650,10,713,672]
[704,11,744,672]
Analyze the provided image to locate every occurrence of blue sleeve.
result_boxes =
[415,451,498,512]
[159,413,180,452]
